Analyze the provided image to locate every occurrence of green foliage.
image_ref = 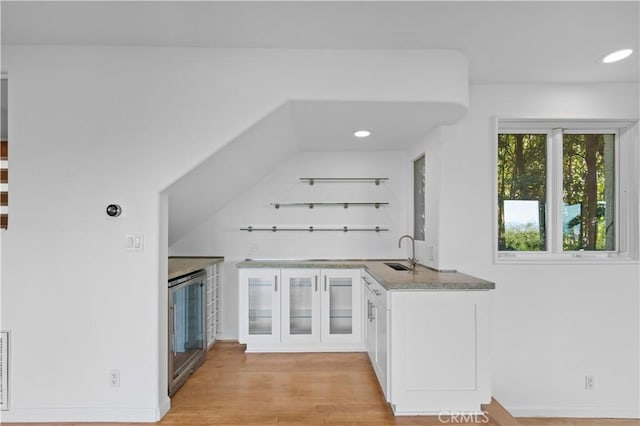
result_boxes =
[562,134,615,251]
[503,223,543,251]
[497,133,547,251]
[497,132,615,252]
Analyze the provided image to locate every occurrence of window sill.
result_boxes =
[495,253,639,266]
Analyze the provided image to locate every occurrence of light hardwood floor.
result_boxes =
[3,342,639,426]
[519,419,639,426]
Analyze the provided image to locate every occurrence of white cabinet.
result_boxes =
[364,290,376,359]
[362,271,491,415]
[362,272,389,400]
[238,268,281,345]
[281,269,321,344]
[321,269,362,344]
[389,290,491,414]
[239,268,362,351]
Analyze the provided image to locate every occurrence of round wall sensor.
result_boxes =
[106,204,122,217]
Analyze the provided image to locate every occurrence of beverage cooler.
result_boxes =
[168,269,207,396]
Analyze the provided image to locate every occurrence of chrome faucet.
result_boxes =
[398,234,418,271]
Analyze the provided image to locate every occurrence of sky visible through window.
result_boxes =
[504,200,539,229]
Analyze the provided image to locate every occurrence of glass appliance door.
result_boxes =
[169,270,206,395]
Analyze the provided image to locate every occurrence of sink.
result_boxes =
[384,262,411,271]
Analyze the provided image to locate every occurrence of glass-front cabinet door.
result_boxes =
[320,269,362,343]
[240,269,281,344]
[281,269,321,343]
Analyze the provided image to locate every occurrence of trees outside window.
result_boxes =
[497,133,547,251]
[562,133,615,251]
[496,120,633,261]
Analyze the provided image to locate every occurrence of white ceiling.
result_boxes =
[291,100,466,151]
[2,1,638,83]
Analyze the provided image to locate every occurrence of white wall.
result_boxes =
[3,42,637,421]
[407,126,450,271]
[171,82,640,418]
[170,150,409,339]
[413,83,639,417]
[0,46,466,422]
[172,82,640,418]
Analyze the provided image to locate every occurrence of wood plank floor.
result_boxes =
[3,342,639,425]
[519,419,639,426]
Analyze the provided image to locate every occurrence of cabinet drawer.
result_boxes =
[361,271,387,309]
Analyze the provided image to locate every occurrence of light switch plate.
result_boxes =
[125,234,144,251]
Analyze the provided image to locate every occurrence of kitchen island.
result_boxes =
[237,259,494,416]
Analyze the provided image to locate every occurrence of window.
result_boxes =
[497,133,547,251]
[413,154,425,241]
[562,132,615,251]
[496,119,637,261]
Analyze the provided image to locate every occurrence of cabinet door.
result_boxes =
[366,292,377,363]
[375,301,388,399]
[240,269,281,344]
[320,269,362,343]
[362,280,371,348]
[281,269,321,343]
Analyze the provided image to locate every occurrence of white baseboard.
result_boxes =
[158,396,171,420]
[245,343,366,353]
[0,406,163,423]
[508,406,640,419]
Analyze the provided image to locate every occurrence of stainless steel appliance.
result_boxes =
[168,269,207,396]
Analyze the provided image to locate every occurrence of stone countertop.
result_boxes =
[169,256,224,280]
[236,259,494,291]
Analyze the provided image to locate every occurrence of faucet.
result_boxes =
[398,234,418,271]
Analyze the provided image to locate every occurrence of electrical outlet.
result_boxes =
[110,369,120,387]
[585,375,594,390]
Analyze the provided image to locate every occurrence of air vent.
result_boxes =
[0,331,9,410]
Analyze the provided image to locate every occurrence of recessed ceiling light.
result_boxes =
[602,49,633,64]
[353,130,371,138]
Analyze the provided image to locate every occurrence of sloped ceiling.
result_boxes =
[165,99,467,245]
[166,103,298,245]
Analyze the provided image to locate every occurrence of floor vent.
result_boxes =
[0,331,9,410]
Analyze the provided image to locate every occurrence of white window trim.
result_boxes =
[494,118,639,265]
[412,153,426,242]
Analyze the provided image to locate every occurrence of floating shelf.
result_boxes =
[271,202,389,209]
[240,226,388,232]
[300,177,389,186]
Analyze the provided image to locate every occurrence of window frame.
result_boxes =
[495,118,638,264]
[413,153,426,241]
